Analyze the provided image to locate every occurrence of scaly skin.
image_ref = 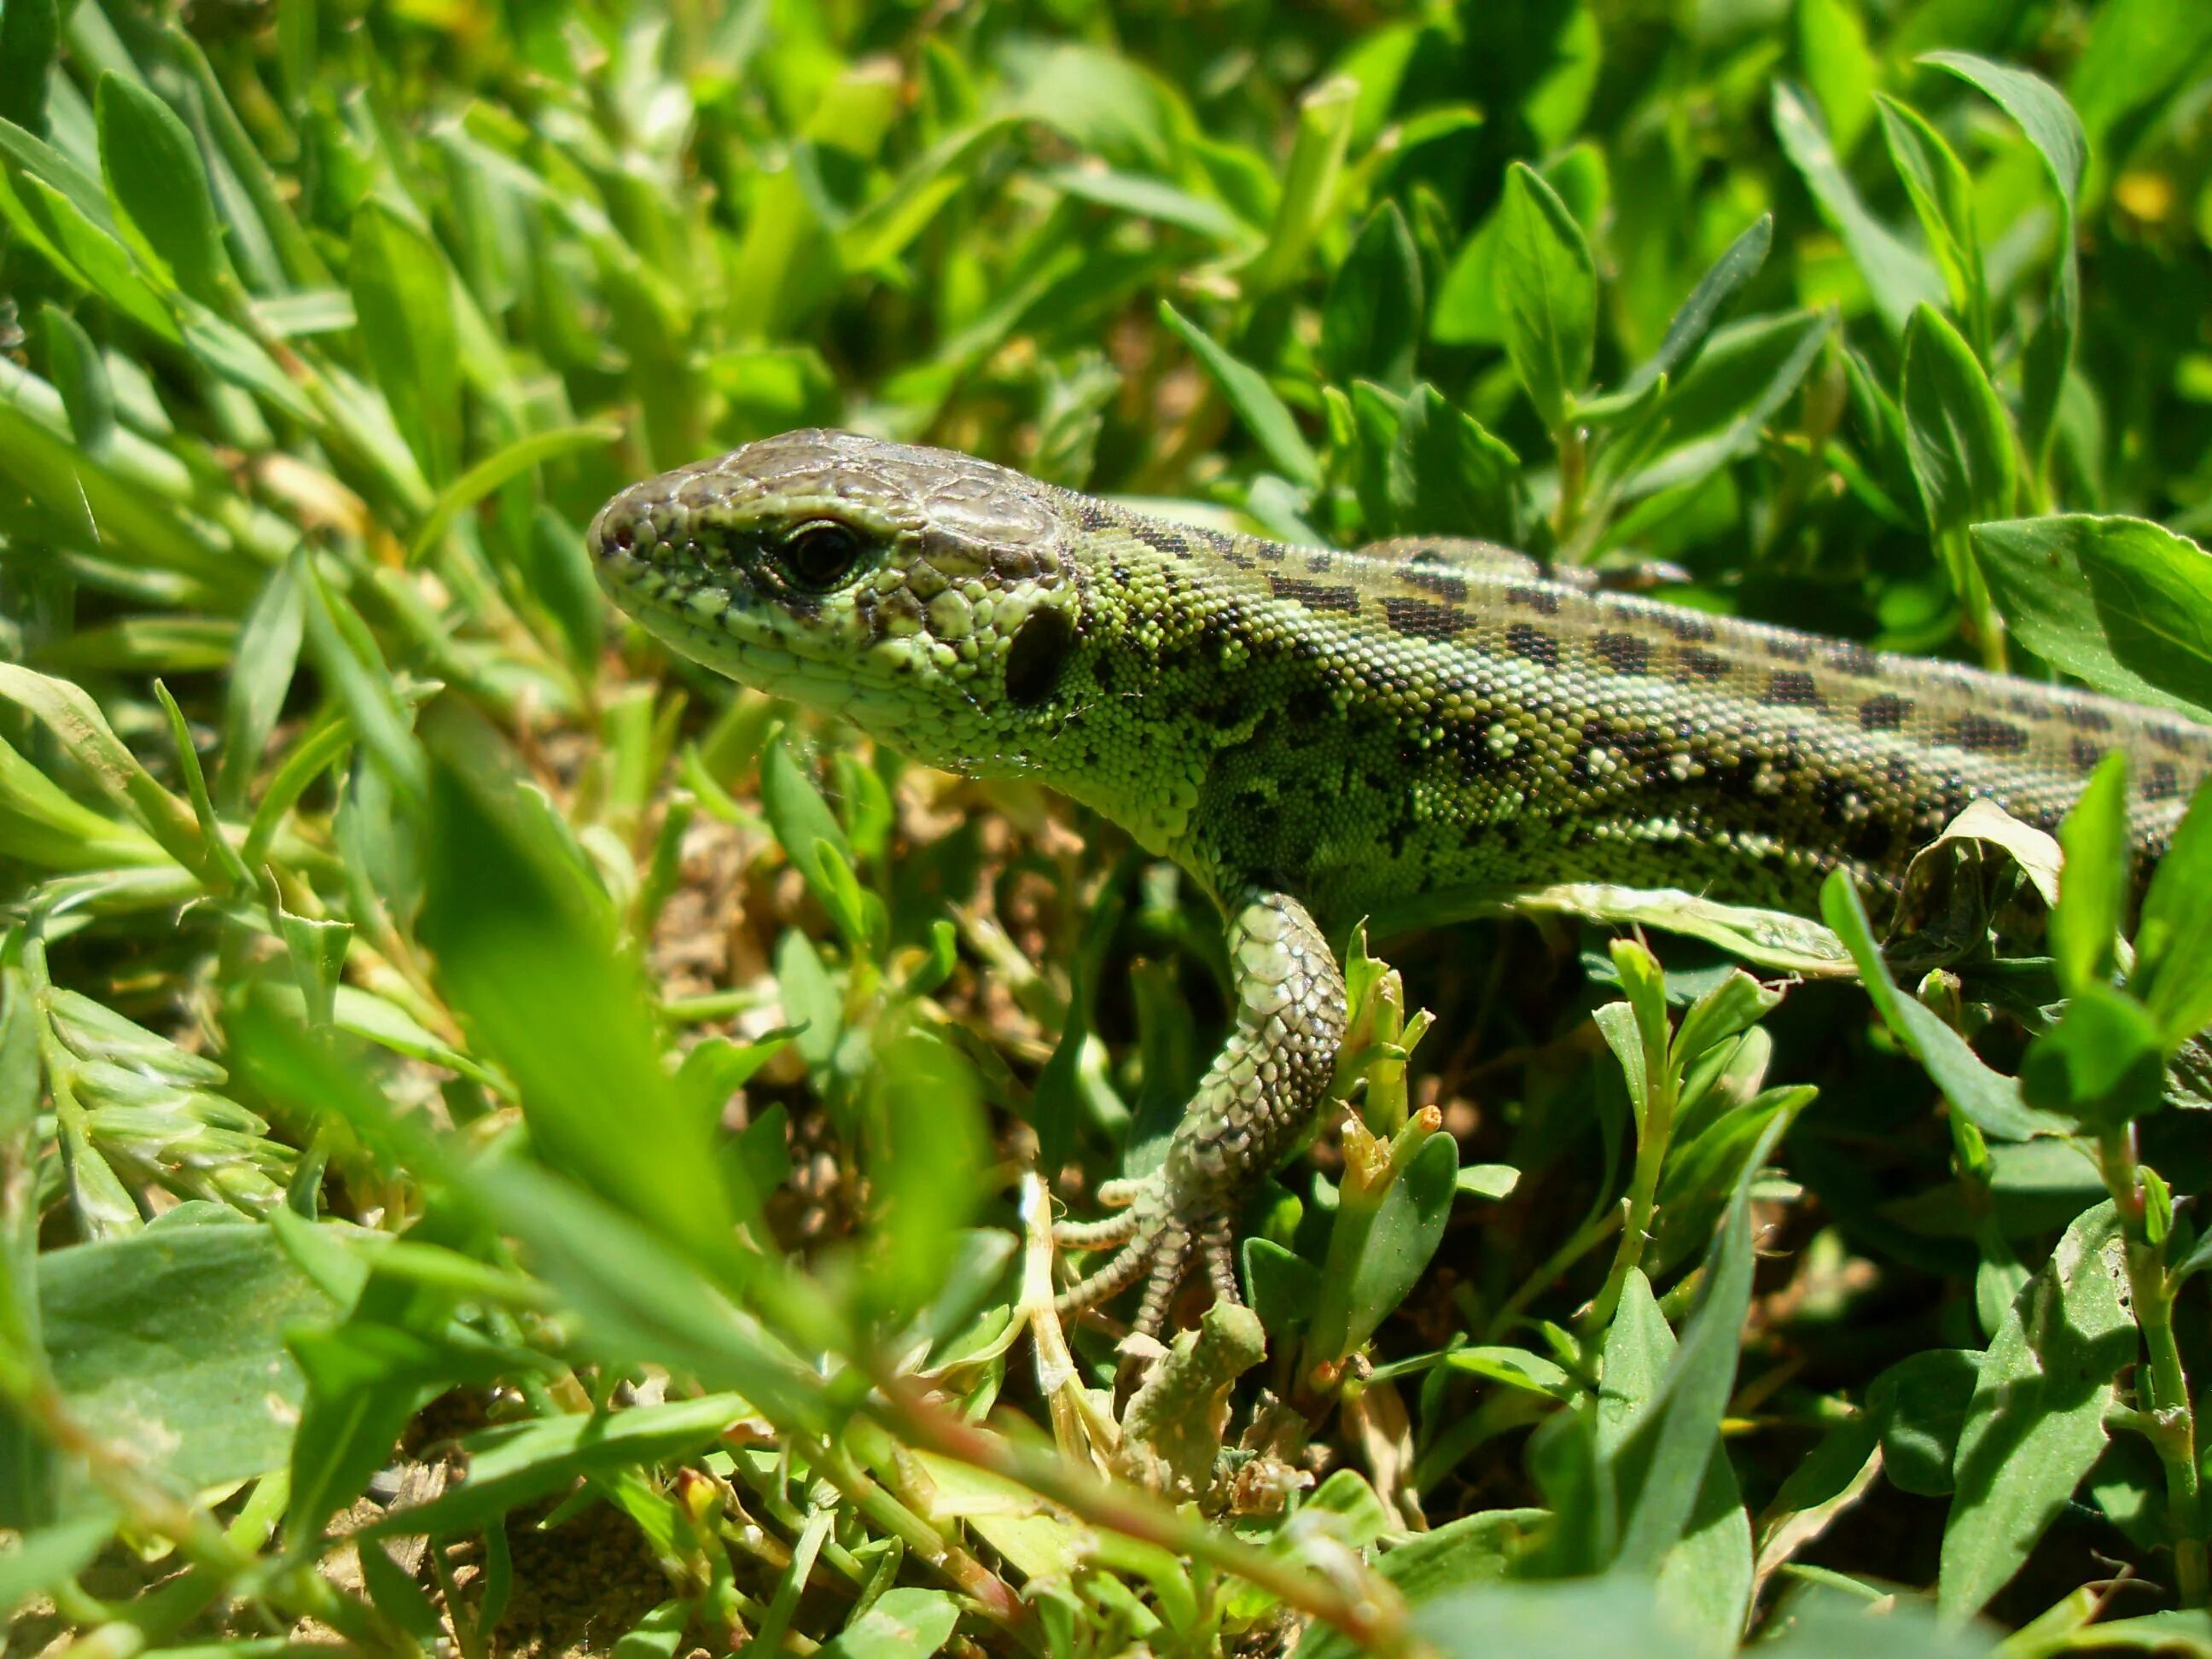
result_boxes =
[592,428,2212,1333]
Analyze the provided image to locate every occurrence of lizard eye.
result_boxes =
[777,521,866,591]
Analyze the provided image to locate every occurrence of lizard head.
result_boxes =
[590,429,1085,773]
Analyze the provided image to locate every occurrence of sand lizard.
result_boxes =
[592,429,2211,1336]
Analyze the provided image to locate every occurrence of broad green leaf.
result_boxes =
[349,199,462,486]
[95,73,234,307]
[819,1588,961,1659]
[1771,81,1942,335]
[1322,203,1423,393]
[1870,1348,1979,1497]
[1309,1128,1458,1363]
[1412,1577,1700,1659]
[1923,53,2085,470]
[1820,873,2059,1140]
[1494,161,1594,430]
[2133,783,2212,1045]
[39,1222,341,1495]
[1901,304,2016,537]
[1385,382,1519,542]
[1971,516,2212,719]
[2049,753,2132,998]
[1159,301,1319,489]
[1938,1203,2133,1624]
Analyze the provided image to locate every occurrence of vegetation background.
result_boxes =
[3,0,2212,1652]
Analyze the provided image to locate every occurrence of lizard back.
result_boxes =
[591,431,2211,927]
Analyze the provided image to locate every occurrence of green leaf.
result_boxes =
[1876,96,1985,352]
[1870,1348,1979,1497]
[1159,300,1319,489]
[1797,0,1876,157]
[39,1222,341,1495]
[95,73,234,308]
[1322,202,1423,393]
[0,1515,113,1616]
[2050,753,2132,998]
[1900,303,2016,537]
[760,732,858,910]
[1938,1202,2134,1624]
[1820,872,2059,1141]
[1606,1112,1769,1580]
[1616,215,1772,399]
[1384,382,1519,542]
[1971,516,2212,719]
[1597,1273,1754,1656]
[219,554,307,811]
[361,1394,748,1539]
[1246,73,1356,296]
[1621,310,1831,504]
[1310,1128,1458,1363]
[1770,80,1943,335]
[859,1026,987,1321]
[820,1587,961,1659]
[1412,1577,1701,1659]
[2019,985,2168,1133]
[349,199,462,486]
[417,712,742,1275]
[2133,783,2212,1046]
[1494,161,1595,430]
[1921,53,2084,471]
[38,303,113,457]
[0,664,209,881]
[406,422,620,566]
[0,0,57,136]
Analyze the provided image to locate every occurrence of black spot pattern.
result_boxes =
[1505,623,1559,667]
[1267,575,1361,614]
[1860,695,1911,731]
[1383,597,1470,642]
[1766,671,1824,707]
[1594,632,1654,676]
[1957,714,2029,754]
[1505,585,1561,615]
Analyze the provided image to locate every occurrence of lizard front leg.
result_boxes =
[1052,888,1348,1338]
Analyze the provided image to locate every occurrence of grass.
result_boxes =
[4,0,2212,1653]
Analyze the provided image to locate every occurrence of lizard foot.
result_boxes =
[1053,1197,1240,1339]
[1047,889,1346,1340]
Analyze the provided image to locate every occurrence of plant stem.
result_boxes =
[1588,1067,1679,1333]
[2099,1129,2207,1604]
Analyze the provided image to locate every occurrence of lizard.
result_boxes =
[591,428,2212,1337]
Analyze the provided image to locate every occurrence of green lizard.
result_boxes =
[592,428,2211,1336]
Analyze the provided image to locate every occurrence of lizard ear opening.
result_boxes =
[1004,607,1073,707]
